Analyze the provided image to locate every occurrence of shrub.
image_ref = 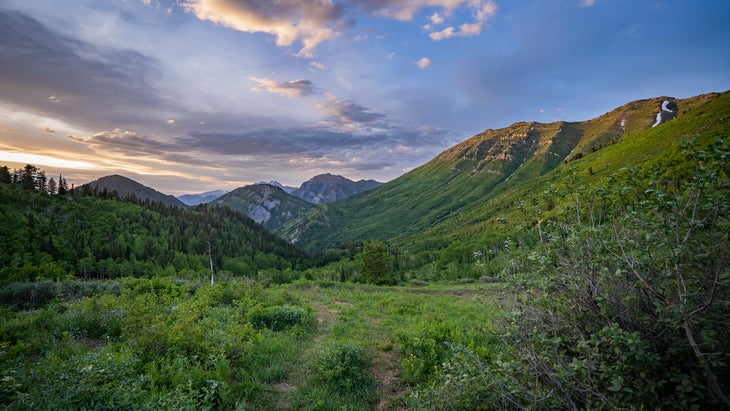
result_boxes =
[247,304,312,331]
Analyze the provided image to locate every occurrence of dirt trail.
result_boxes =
[275,290,407,410]
[274,300,338,410]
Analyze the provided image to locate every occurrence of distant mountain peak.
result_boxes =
[291,173,382,204]
[83,174,187,208]
[177,189,227,206]
[209,183,311,231]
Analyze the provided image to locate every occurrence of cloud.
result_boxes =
[181,0,343,57]
[67,129,180,156]
[427,0,497,41]
[180,1,498,57]
[429,27,455,40]
[309,61,326,70]
[579,0,596,7]
[355,0,465,21]
[40,126,55,133]
[250,77,318,98]
[0,10,165,130]
[317,95,387,131]
[416,57,431,69]
[173,122,452,175]
[430,12,445,25]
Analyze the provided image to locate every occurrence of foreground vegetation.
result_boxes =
[0,277,500,409]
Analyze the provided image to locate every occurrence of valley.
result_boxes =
[1,91,729,409]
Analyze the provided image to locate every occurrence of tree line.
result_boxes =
[0,164,312,284]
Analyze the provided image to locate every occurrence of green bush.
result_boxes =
[291,341,377,409]
[313,342,376,393]
[64,294,125,339]
[247,304,312,331]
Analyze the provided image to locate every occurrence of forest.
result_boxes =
[1,134,729,409]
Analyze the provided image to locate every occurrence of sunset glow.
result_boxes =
[0,0,728,194]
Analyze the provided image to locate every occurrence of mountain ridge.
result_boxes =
[82,174,187,209]
[275,92,728,252]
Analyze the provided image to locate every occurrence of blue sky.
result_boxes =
[0,0,728,194]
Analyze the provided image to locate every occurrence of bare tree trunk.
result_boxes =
[208,241,215,285]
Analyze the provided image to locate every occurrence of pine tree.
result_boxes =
[47,177,57,195]
[58,174,68,195]
[21,164,37,190]
[0,166,10,184]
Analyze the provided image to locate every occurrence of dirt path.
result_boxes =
[373,348,406,410]
[275,290,407,410]
[274,299,338,410]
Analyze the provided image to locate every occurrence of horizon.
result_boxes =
[1,1,729,194]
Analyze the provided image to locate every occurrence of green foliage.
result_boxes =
[0,277,322,409]
[0,174,312,284]
[434,137,730,409]
[291,341,378,410]
[314,342,376,394]
[247,304,313,331]
[360,240,396,285]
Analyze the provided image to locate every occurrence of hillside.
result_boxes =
[291,173,382,204]
[82,174,187,208]
[0,175,312,282]
[277,92,728,252]
[209,183,313,231]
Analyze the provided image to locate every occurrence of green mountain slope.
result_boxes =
[210,183,313,231]
[277,92,728,252]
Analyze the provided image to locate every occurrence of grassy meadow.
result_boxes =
[1,277,504,410]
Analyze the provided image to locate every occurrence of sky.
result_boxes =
[0,0,728,195]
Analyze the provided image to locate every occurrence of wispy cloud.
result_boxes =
[0,10,165,130]
[250,77,318,98]
[67,129,180,156]
[317,95,387,131]
[579,0,596,7]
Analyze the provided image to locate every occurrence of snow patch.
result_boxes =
[661,100,673,113]
[620,119,626,129]
[651,112,662,128]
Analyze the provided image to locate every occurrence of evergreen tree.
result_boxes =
[21,164,36,190]
[35,170,47,192]
[58,174,67,195]
[47,177,57,195]
[360,241,395,285]
[0,166,10,184]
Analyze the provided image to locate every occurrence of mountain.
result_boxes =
[291,173,382,204]
[209,183,312,231]
[276,92,729,252]
[82,174,187,208]
[177,189,227,206]
[266,181,296,194]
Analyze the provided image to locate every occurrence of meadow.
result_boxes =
[1,277,502,410]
